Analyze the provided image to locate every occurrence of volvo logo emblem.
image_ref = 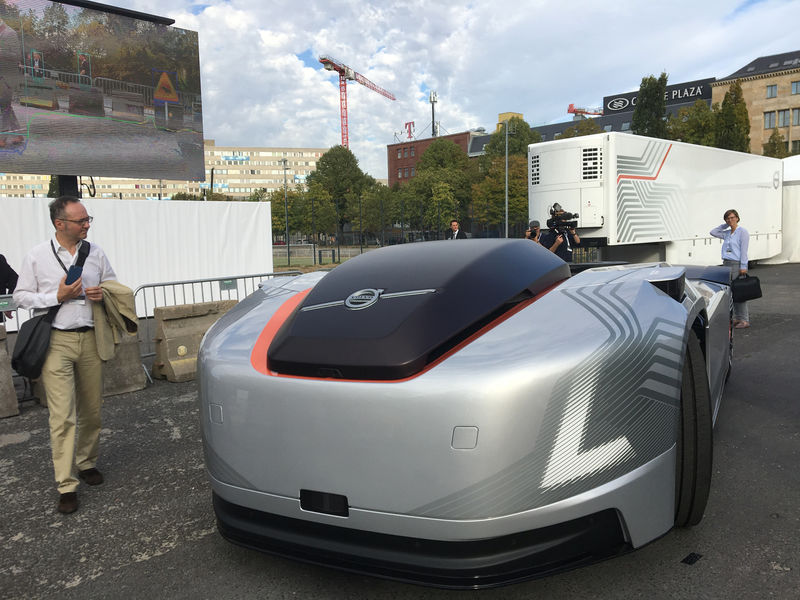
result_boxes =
[300,288,437,312]
[345,288,384,310]
[773,171,781,189]
[607,97,629,111]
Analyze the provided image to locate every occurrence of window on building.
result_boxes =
[404,168,409,177]
[793,108,800,126]
[793,140,800,154]
[397,168,402,179]
[410,147,415,156]
[792,81,800,95]
[410,167,415,177]
[764,111,776,129]
[621,122,630,131]
[603,125,612,132]
[778,109,790,127]
[397,149,401,159]
[766,84,777,98]
[403,148,408,158]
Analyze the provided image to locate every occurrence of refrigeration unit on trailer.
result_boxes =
[528,132,783,265]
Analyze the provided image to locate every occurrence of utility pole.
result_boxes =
[311,194,316,265]
[281,158,290,266]
[430,91,438,137]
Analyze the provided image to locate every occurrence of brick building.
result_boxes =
[386,130,489,187]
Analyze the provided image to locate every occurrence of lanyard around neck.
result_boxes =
[51,240,71,275]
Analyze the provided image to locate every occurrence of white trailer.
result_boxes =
[528,132,783,265]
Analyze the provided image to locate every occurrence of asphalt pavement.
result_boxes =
[1,263,798,600]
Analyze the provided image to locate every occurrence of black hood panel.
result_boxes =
[267,239,569,379]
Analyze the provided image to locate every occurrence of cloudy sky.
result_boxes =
[110,0,798,179]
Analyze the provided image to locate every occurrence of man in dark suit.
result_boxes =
[446,220,467,240]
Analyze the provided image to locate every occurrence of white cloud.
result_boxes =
[109,0,800,178]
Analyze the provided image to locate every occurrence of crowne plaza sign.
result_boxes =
[603,78,715,113]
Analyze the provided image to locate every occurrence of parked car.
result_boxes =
[198,239,732,588]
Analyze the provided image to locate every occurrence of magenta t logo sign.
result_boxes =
[404,121,415,139]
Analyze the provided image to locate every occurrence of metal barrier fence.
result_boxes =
[133,271,301,362]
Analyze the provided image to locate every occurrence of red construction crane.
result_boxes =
[319,55,396,148]
[567,103,603,117]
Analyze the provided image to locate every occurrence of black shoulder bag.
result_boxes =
[11,241,91,379]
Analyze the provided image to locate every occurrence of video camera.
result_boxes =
[545,203,579,232]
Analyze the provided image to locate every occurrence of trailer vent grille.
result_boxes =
[582,148,602,180]
[530,154,540,185]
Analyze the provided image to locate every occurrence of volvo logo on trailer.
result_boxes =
[345,289,384,310]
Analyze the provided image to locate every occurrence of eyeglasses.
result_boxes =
[59,216,93,225]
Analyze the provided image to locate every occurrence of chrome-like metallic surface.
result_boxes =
[198,258,731,569]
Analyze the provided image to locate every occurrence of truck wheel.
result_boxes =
[675,330,713,528]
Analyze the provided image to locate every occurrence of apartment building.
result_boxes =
[712,50,800,155]
[0,140,328,200]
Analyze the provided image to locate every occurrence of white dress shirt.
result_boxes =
[13,236,116,329]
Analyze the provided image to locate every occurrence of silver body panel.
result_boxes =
[199,262,730,553]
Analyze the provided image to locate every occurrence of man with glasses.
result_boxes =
[14,196,116,514]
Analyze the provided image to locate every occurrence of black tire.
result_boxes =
[675,329,713,528]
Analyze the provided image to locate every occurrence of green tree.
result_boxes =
[247,188,269,202]
[47,176,59,198]
[349,182,394,244]
[170,191,201,201]
[558,118,604,139]
[667,99,717,146]
[481,116,542,161]
[714,80,750,153]
[305,146,368,229]
[471,155,529,235]
[303,182,338,242]
[632,72,668,138]
[414,138,479,227]
[763,128,789,158]
[422,181,458,237]
[207,192,234,201]
[394,179,427,238]
[417,138,471,171]
[268,187,303,240]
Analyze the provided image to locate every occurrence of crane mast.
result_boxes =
[320,55,396,148]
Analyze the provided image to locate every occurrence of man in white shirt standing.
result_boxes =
[14,196,116,514]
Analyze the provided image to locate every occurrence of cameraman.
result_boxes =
[540,213,580,262]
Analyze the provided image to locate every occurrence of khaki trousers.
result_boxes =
[41,329,103,493]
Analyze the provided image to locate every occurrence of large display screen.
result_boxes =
[0,0,203,180]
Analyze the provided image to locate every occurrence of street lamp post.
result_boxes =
[504,121,510,238]
[281,158,290,266]
[311,194,316,265]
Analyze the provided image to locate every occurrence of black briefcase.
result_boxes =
[11,305,60,379]
[731,274,762,303]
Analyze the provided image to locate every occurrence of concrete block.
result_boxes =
[103,333,147,397]
[0,325,20,418]
[152,300,237,382]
